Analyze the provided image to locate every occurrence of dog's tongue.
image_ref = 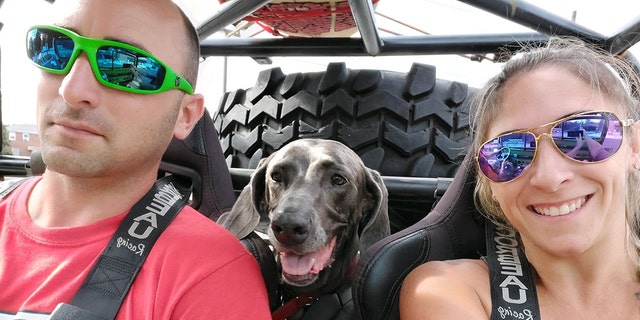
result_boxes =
[280,237,337,276]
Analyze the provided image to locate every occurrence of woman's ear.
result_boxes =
[489,185,499,203]
[173,93,205,140]
[629,120,640,172]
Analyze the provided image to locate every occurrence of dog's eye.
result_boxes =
[331,174,347,186]
[271,172,282,182]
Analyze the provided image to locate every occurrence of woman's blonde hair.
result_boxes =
[470,36,640,252]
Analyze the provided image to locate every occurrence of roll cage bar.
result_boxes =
[197,0,640,62]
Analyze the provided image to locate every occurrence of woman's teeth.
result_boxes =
[533,197,587,216]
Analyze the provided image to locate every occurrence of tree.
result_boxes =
[2,125,11,155]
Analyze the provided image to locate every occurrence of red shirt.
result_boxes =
[0,177,271,319]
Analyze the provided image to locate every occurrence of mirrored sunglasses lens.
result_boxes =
[553,112,623,162]
[478,132,535,182]
[97,46,166,91]
[27,28,74,70]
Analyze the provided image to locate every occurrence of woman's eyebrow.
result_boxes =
[492,110,582,136]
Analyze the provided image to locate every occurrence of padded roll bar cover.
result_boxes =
[28,150,46,175]
[162,109,235,221]
[352,152,487,320]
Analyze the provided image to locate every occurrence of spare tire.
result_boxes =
[213,62,476,231]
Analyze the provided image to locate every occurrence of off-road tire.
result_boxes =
[213,62,476,230]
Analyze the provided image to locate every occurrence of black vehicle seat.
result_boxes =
[352,150,488,320]
[160,109,280,311]
[160,108,235,220]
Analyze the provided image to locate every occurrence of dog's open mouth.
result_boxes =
[279,236,337,286]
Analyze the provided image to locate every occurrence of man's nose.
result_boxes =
[58,53,101,107]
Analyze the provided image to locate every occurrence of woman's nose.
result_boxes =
[528,136,574,191]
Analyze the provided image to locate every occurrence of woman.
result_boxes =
[399,37,640,319]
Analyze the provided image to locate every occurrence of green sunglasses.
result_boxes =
[26,25,194,95]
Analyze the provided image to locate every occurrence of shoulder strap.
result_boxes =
[51,175,191,320]
[486,223,541,320]
[0,178,28,199]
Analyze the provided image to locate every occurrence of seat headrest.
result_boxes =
[161,108,235,221]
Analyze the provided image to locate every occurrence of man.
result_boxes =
[0,0,271,318]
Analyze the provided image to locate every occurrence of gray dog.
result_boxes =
[219,138,390,297]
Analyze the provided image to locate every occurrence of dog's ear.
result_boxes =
[358,168,390,251]
[217,157,270,239]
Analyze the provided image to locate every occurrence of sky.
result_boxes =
[1,0,639,125]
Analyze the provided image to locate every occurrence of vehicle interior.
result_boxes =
[1,1,640,319]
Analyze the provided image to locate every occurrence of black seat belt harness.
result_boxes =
[50,175,191,320]
[486,223,541,320]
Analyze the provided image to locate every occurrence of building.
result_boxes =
[7,124,40,156]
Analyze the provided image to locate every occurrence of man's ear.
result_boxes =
[173,93,205,140]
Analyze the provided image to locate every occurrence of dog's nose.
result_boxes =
[271,214,310,245]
